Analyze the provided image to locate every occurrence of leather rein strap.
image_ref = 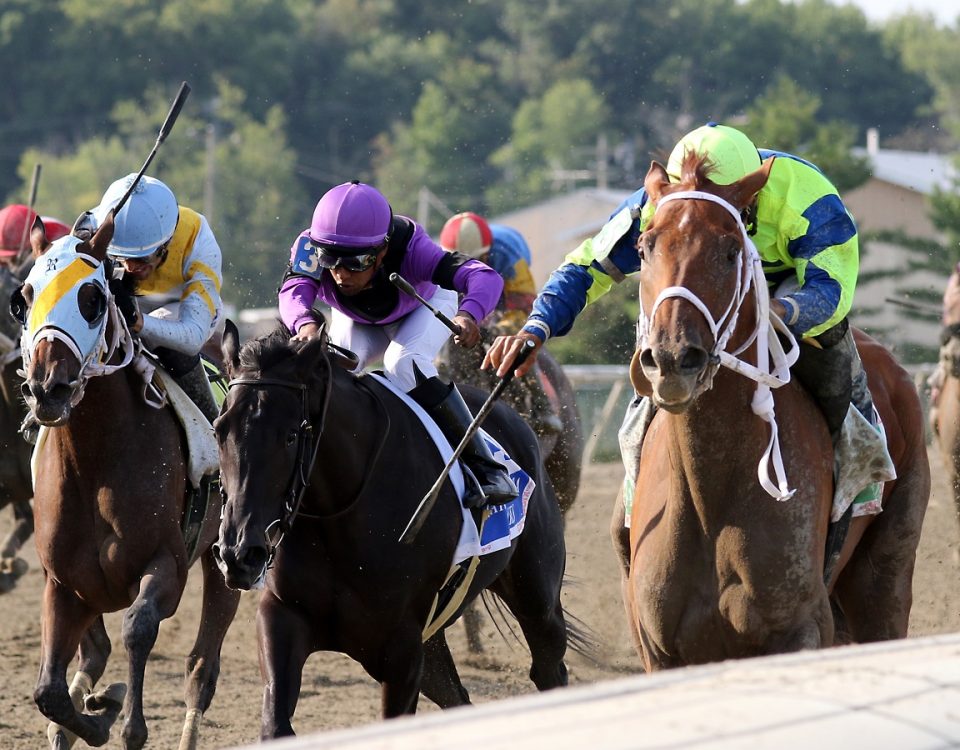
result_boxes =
[227,369,332,569]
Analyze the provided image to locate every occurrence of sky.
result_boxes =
[831,0,960,25]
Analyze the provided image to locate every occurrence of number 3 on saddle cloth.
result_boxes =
[368,373,535,640]
[30,354,227,564]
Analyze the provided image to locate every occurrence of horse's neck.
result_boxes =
[307,373,383,515]
[660,367,772,518]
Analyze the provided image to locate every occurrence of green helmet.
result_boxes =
[666,124,761,185]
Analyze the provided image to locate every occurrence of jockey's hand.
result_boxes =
[482,332,542,379]
[452,312,481,348]
[770,298,787,322]
[110,277,142,333]
[292,322,321,342]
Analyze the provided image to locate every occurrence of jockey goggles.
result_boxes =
[308,239,385,272]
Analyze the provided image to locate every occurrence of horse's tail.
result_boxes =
[475,578,602,665]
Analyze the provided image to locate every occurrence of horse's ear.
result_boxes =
[30,216,50,257]
[726,156,775,212]
[222,319,242,376]
[644,161,670,203]
[293,334,330,381]
[85,210,115,261]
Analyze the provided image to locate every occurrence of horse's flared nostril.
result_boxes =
[640,349,656,370]
[241,546,269,574]
[679,346,709,375]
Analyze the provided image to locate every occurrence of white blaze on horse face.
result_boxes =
[22,236,110,366]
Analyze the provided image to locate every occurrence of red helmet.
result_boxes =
[440,212,492,259]
[0,205,70,258]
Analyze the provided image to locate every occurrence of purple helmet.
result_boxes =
[309,181,392,253]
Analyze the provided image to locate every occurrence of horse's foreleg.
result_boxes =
[0,498,34,557]
[0,498,34,592]
[121,558,183,750]
[420,631,470,708]
[35,582,115,748]
[258,592,312,740]
[377,628,424,717]
[178,548,241,750]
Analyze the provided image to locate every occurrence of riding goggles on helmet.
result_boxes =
[308,240,384,272]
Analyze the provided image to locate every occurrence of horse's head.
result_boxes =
[15,214,122,424]
[634,150,774,411]
[213,320,357,590]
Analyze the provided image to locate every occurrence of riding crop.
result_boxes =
[389,273,463,335]
[114,81,192,214]
[398,338,536,544]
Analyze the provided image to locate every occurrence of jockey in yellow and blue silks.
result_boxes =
[484,123,876,505]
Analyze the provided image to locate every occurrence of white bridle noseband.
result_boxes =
[638,189,800,501]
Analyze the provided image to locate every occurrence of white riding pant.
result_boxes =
[328,287,458,392]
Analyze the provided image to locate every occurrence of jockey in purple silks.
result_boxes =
[278,180,516,508]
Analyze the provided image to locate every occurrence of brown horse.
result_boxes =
[18,217,239,749]
[0,261,34,592]
[621,153,930,671]
[934,326,960,556]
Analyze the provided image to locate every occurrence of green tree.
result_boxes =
[487,77,610,211]
[743,75,870,191]
[11,79,304,309]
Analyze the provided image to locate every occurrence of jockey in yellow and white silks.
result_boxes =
[82,174,223,421]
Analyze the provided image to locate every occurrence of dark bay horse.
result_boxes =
[19,217,239,749]
[214,322,572,739]
[439,323,583,515]
[0,261,34,592]
[622,153,930,671]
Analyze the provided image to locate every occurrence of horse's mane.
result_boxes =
[238,324,298,373]
[676,149,720,190]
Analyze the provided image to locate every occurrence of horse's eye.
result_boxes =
[286,429,297,447]
[10,284,29,326]
[722,237,741,264]
[77,282,107,325]
[637,233,655,262]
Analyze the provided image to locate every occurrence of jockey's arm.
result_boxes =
[484,192,647,377]
[139,221,223,355]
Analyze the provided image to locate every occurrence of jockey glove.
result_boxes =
[109,276,141,332]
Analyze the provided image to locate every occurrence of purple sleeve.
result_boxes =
[452,260,504,323]
[394,220,504,322]
[278,275,321,334]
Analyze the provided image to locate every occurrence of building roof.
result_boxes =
[855,147,955,195]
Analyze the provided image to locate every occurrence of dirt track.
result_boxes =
[0,448,958,749]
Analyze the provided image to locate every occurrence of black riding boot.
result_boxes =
[409,376,518,509]
[791,319,859,444]
[156,348,220,423]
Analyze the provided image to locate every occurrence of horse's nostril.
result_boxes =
[680,347,709,374]
[242,546,269,573]
[640,349,656,369]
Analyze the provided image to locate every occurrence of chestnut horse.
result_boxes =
[622,152,930,670]
[18,217,239,749]
[213,322,573,740]
[0,261,34,592]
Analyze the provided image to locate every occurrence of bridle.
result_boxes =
[639,189,801,501]
[225,344,389,569]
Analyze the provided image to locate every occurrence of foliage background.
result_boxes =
[4,0,960,361]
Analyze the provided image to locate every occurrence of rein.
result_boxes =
[226,356,390,568]
[641,189,800,501]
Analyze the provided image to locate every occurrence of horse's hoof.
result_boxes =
[47,723,77,749]
[84,682,126,714]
